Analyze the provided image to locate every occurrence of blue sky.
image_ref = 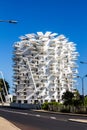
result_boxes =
[0,0,87,94]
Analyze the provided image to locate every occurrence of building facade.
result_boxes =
[13,32,78,104]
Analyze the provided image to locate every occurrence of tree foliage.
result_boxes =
[74,89,80,100]
[73,89,83,106]
[62,90,74,106]
[62,90,83,107]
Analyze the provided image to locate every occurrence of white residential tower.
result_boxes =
[13,32,78,104]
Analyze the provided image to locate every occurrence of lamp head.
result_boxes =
[80,61,84,64]
[8,20,18,24]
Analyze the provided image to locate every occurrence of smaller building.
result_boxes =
[5,94,13,103]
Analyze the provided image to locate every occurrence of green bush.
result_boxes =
[41,102,49,110]
[41,102,62,110]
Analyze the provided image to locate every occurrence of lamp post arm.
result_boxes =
[0,20,18,24]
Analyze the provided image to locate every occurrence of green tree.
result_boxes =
[62,90,74,106]
[0,78,10,102]
[72,89,82,107]
[74,89,80,100]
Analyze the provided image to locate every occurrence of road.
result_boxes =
[0,107,87,130]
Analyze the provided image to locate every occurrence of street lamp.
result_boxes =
[77,74,87,105]
[0,19,18,103]
[0,20,18,24]
[0,19,17,95]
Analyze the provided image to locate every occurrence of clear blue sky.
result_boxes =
[0,0,87,94]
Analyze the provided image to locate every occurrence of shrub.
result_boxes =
[41,102,49,110]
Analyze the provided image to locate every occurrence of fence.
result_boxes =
[46,105,87,114]
[10,103,41,109]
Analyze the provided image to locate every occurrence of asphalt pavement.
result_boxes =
[34,109,87,123]
[0,107,87,130]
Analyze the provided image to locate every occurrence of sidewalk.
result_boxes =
[0,117,21,130]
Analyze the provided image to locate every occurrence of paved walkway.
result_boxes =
[0,117,21,130]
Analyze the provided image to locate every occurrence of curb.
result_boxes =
[32,109,87,117]
[33,110,87,123]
